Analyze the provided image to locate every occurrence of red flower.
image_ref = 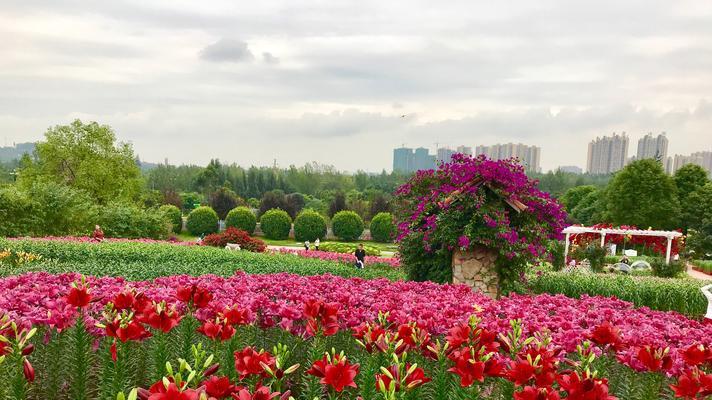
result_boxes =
[303,299,340,337]
[201,376,237,399]
[445,323,471,349]
[514,386,561,400]
[589,322,622,349]
[448,348,486,387]
[23,357,34,382]
[105,318,152,342]
[0,341,9,356]
[637,346,673,372]
[198,319,236,342]
[306,354,330,378]
[222,306,252,326]
[558,371,616,400]
[110,341,117,362]
[230,385,282,400]
[233,347,275,380]
[176,285,213,309]
[66,285,91,308]
[144,304,182,333]
[506,359,536,386]
[352,322,386,353]
[322,357,359,392]
[375,363,430,392]
[680,344,710,367]
[670,367,712,399]
[146,382,200,400]
[112,291,135,310]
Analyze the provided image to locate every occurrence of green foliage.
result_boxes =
[94,203,172,239]
[318,242,381,256]
[674,164,709,200]
[224,207,257,235]
[693,260,712,274]
[328,192,347,218]
[0,185,38,236]
[548,240,566,271]
[529,271,708,316]
[293,210,327,242]
[561,185,597,213]
[260,208,292,240]
[530,170,611,198]
[570,189,606,225]
[208,186,243,220]
[159,204,183,234]
[570,243,607,272]
[179,192,203,213]
[186,206,219,236]
[399,233,453,283]
[331,210,364,241]
[687,223,712,259]
[18,119,143,204]
[605,159,680,229]
[0,239,405,281]
[369,212,395,242]
[649,258,686,278]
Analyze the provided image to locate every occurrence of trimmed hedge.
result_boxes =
[369,212,395,242]
[260,208,292,240]
[0,239,405,281]
[159,204,183,233]
[225,207,257,235]
[331,210,364,241]
[94,203,171,239]
[186,206,219,236]
[293,210,327,242]
[529,271,709,317]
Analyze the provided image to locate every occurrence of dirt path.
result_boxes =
[687,262,712,281]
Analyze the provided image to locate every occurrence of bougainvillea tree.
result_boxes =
[394,154,567,292]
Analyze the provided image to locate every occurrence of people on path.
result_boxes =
[619,255,630,265]
[314,238,320,251]
[354,243,366,269]
[91,225,104,242]
[304,241,310,251]
[702,283,712,325]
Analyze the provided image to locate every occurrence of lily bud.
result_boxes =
[23,357,35,382]
[202,363,220,377]
[21,344,34,356]
[136,388,151,400]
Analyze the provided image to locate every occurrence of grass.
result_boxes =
[692,259,712,275]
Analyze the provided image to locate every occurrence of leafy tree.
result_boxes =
[18,120,143,204]
[369,193,391,218]
[605,159,680,229]
[328,192,347,218]
[561,185,596,213]
[285,193,305,218]
[674,164,709,200]
[259,190,288,218]
[209,186,243,219]
[571,189,606,225]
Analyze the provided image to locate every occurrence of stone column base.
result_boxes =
[452,247,500,298]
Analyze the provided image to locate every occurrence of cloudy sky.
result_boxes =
[2,0,712,172]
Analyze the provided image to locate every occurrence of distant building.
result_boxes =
[636,132,668,161]
[558,165,583,174]
[393,147,436,173]
[436,147,455,164]
[664,156,674,175]
[475,143,541,172]
[0,142,35,162]
[456,145,473,156]
[586,133,629,174]
[672,151,712,177]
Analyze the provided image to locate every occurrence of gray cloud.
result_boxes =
[199,39,254,62]
[262,52,279,64]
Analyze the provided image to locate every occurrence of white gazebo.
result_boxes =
[562,226,683,265]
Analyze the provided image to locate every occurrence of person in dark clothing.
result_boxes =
[354,244,366,269]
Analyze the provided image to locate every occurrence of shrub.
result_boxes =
[293,210,327,242]
[369,212,395,242]
[202,227,266,252]
[225,207,257,234]
[650,258,686,278]
[159,204,183,233]
[0,185,37,237]
[570,243,607,272]
[548,240,566,271]
[93,203,172,239]
[318,242,381,256]
[529,271,708,316]
[332,210,364,241]
[186,206,219,236]
[209,186,243,219]
[260,208,292,240]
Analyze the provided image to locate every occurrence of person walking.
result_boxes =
[354,243,366,269]
[314,238,320,251]
[304,241,310,251]
[702,283,712,325]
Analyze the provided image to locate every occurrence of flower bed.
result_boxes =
[272,248,400,268]
[0,272,710,399]
[7,235,197,245]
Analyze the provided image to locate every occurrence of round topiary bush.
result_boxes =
[260,208,292,240]
[294,210,327,242]
[186,206,219,236]
[332,210,364,241]
[225,206,257,235]
[369,212,395,243]
[159,204,183,233]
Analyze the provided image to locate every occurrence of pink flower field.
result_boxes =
[271,248,400,267]
[1,271,709,375]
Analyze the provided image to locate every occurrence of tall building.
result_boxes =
[456,145,472,156]
[474,143,541,172]
[672,151,712,177]
[636,132,668,161]
[393,147,436,173]
[436,147,455,164]
[586,133,629,175]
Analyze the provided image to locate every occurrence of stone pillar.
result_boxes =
[452,247,500,298]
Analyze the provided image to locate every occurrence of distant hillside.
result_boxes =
[0,142,35,162]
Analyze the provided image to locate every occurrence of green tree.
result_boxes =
[570,189,606,225]
[19,120,142,204]
[605,159,680,229]
[561,185,597,213]
[674,164,709,200]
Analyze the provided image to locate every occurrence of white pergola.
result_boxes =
[562,226,683,265]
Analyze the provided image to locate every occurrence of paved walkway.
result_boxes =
[687,263,712,281]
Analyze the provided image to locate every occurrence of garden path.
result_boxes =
[687,262,712,281]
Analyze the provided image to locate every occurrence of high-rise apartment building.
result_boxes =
[672,151,712,177]
[636,132,668,161]
[474,143,541,172]
[586,133,629,174]
[456,145,473,156]
[392,147,436,173]
[436,147,455,164]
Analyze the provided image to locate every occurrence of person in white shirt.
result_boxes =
[702,283,712,325]
[314,238,320,251]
